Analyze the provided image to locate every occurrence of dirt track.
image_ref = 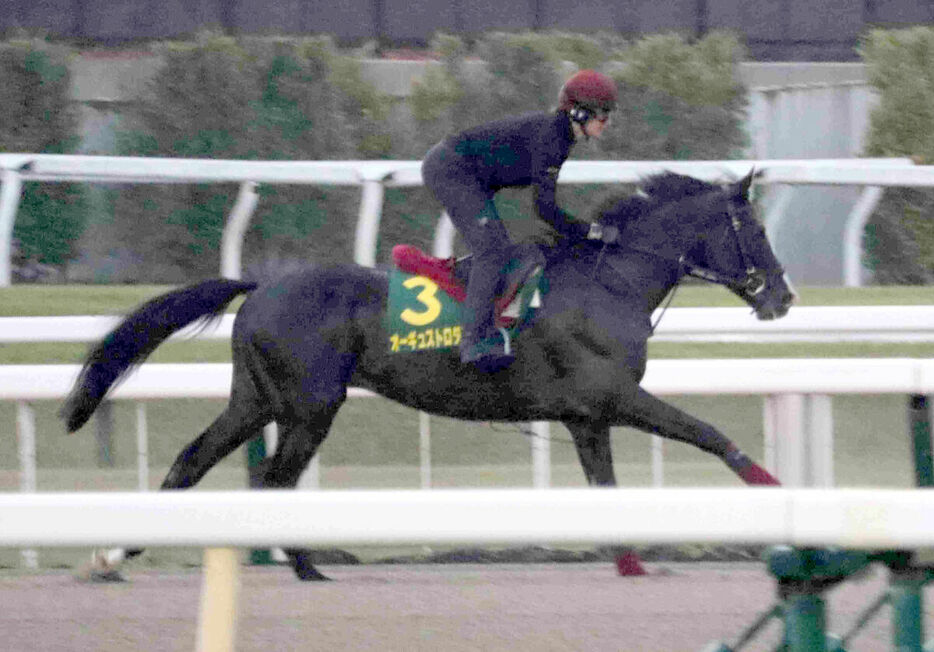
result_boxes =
[0,562,927,651]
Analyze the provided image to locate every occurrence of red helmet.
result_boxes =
[558,69,618,113]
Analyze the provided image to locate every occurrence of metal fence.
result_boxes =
[3,0,934,60]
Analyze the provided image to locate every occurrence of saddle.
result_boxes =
[391,243,543,328]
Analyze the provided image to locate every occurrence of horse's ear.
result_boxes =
[735,168,756,200]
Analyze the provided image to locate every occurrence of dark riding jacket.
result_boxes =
[438,110,590,240]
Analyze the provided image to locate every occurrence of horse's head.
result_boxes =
[687,169,796,320]
[589,169,795,320]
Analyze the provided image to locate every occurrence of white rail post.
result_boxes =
[220,181,259,280]
[0,167,24,287]
[420,411,432,489]
[432,211,456,258]
[427,211,455,491]
[765,394,806,486]
[842,185,884,287]
[353,176,387,267]
[531,422,550,488]
[136,403,149,491]
[15,401,38,568]
[763,393,834,487]
[808,394,834,487]
[651,436,665,487]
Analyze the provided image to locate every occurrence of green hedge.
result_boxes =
[0,39,86,274]
[860,27,934,283]
[0,31,747,283]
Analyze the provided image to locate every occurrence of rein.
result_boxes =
[650,276,682,335]
[588,196,782,333]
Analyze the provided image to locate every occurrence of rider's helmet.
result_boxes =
[558,69,618,125]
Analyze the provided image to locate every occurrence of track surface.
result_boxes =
[0,562,929,651]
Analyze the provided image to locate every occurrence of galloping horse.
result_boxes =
[62,170,795,581]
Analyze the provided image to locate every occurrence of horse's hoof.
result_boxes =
[615,551,648,576]
[294,566,332,582]
[75,561,128,583]
[75,549,129,583]
[87,568,128,583]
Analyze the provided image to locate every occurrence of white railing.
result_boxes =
[2,487,933,549]
[1,154,929,286]
[5,304,932,568]
[4,305,934,343]
[5,486,931,649]
[7,304,930,491]
[4,305,933,497]
[7,357,934,502]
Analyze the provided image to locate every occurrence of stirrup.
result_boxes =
[460,328,515,371]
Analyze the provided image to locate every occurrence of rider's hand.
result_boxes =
[587,222,620,245]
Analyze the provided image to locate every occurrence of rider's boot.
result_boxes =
[461,252,515,372]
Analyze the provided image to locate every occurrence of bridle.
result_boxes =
[682,198,782,302]
[594,193,784,332]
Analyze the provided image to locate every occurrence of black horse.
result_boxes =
[63,170,795,581]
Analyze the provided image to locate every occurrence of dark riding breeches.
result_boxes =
[422,141,511,346]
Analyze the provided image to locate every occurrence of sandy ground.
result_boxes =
[0,561,929,651]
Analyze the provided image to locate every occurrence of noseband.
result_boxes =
[681,199,782,302]
[592,191,783,330]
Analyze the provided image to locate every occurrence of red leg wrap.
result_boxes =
[739,463,781,486]
[615,550,648,576]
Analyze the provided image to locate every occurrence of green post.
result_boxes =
[907,397,932,648]
[910,395,933,487]
[247,434,273,565]
[890,569,925,651]
[784,593,827,652]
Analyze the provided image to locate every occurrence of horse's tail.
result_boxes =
[61,278,258,433]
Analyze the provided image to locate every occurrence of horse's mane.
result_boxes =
[594,171,721,230]
[541,171,726,265]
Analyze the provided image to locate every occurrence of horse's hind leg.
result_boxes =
[565,419,616,487]
[563,420,646,576]
[86,395,272,581]
[160,406,271,490]
[257,409,342,581]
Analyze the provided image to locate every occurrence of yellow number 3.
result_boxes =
[401,276,442,326]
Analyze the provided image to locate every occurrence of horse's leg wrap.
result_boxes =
[621,387,780,486]
[615,550,648,576]
[726,445,780,485]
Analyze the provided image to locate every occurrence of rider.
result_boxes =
[421,69,620,372]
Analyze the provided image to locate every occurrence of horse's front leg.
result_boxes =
[623,386,780,486]
[563,419,646,576]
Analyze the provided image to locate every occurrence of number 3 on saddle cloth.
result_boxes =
[386,244,544,355]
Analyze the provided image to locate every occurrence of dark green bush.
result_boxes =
[0,39,86,277]
[860,27,934,283]
[0,31,748,281]
[110,33,365,281]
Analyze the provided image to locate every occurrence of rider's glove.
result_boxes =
[587,222,620,245]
